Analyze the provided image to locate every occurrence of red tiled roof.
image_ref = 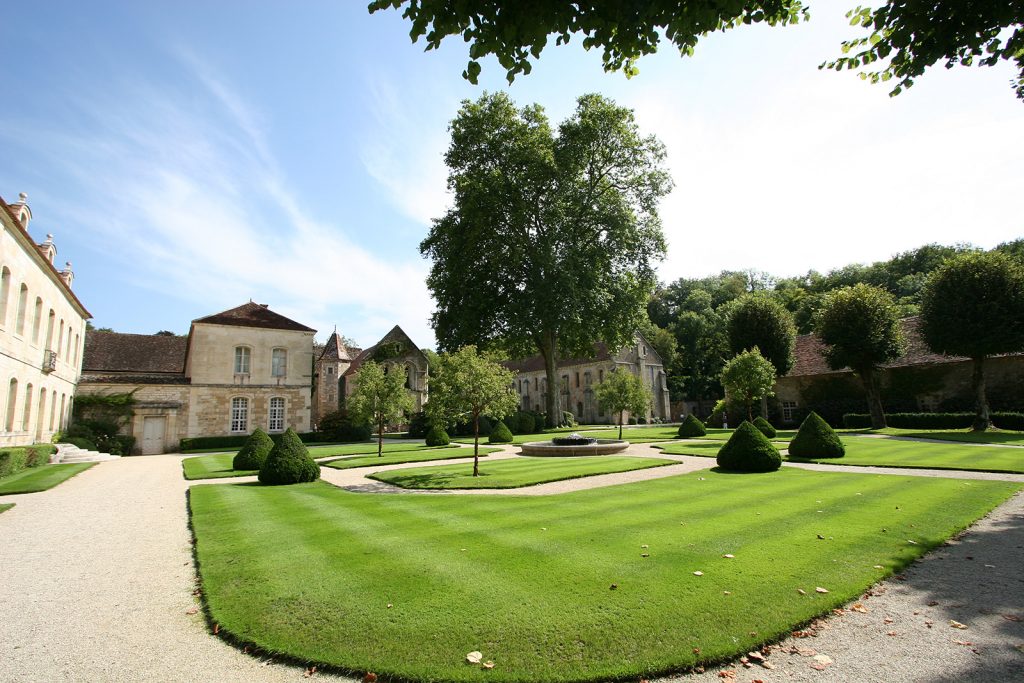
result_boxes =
[192,302,315,333]
[82,331,188,375]
[503,343,613,374]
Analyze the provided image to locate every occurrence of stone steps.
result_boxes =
[53,443,121,464]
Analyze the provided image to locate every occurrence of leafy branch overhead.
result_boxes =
[369,1,1024,99]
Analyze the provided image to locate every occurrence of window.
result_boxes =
[0,266,10,326]
[782,401,798,422]
[65,327,73,361]
[599,369,604,383]
[271,348,287,377]
[16,284,28,335]
[6,378,18,431]
[74,333,80,364]
[44,310,54,349]
[49,392,57,430]
[230,397,249,432]
[405,364,413,389]
[22,383,33,431]
[561,375,569,394]
[57,319,64,355]
[575,372,580,388]
[584,371,592,386]
[327,366,334,375]
[269,397,285,432]
[31,297,42,344]
[37,387,46,439]
[234,347,251,374]
[59,393,66,430]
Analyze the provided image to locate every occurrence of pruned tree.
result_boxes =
[814,284,905,429]
[346,360,415,457]
[920,251,1024,431]
[720,348,777,422]
[726,293,796,418]
[426,345,519,476]
[594,368,651,440]
[421,91,672,427]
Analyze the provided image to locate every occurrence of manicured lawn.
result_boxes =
[452,428,580,446]
[369,455,676,489]
[578,427,682,442]
[658,436,1024,473]
[324,447,500,470]
[0,463,95,495]
[695,427,797,441]
[0,503,13,514]
[190,470,1018,683]
[873,428,1024,446]
[182,443,461,480]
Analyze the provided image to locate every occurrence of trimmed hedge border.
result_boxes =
[0,444,57,479]
[180,432,320,452]
[843,412,1024,431]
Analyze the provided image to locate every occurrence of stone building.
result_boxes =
[0,193,90,447]
[312,325,428,426]
[504,333,671,424]
[773,316,1024,425]
[78,302,315,454]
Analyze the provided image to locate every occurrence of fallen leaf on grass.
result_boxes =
[907,540,918,545]
[723,591,731,595]
[815,587,829,594]
[723,554,734,559]
[609,584,618,590]
[949,620,969,630]
[641,544,649,548]
[797,589,806,595]
[693,571,704,576]
[213,623,219,635]
[482,661,495,669]
[873,565,884,569]
[466,651,483,664]
[641,553,650,558]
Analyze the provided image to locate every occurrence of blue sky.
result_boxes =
[2,2,1021,349]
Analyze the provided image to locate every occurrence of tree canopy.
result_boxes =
[346,360,415,456]
[726,293,796,376]
[369,1,1024,99]
[720,348,777,422]
[422,91,671,426]
[594,368,651,440]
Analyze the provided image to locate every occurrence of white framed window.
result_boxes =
[269,397,285,432]
[230,397,249,432]
[234,346,251,374]
[271,348,287,377]
[782,401,798,422]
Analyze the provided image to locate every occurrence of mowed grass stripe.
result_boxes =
[0,463,95,494]
[323,447,497,470]
[190,470,1019,683]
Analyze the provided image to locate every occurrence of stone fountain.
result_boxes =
[520,432,629,457]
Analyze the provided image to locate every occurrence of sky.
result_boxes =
[1,1,1021,350]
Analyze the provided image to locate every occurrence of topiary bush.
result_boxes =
[488,420,514,444]
[789,411,845,459]
[516,411,537,434]
[677,414,707,438]
[752,416,777,439]
[716,421,782,472]
[258,428,320,485]
[425,424,450,447]
[233,428,274,471]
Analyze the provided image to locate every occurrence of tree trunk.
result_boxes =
[859,368,887,430]
[971,356,991,432]
[760,395,768,420]
[539,331,559,428]
[472,409,480,476]
[377,419,384,457]
[618,410,624,440]
[747,402,753,423]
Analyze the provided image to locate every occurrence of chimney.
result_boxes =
[60,261,74,289]
[36,233,56,264]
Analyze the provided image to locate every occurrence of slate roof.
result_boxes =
[342,325,426,377]
[502,343,614,374]
[192,302,315,333]
[81,331,188,376]
[318,330,357,362]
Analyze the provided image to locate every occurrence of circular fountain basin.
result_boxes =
[520,438,629,457]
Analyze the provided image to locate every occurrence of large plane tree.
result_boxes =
[421,92,672,427]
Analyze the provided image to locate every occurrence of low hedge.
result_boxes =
[180,432,321,452]
[843,412,1024,431]
[0,444,56,479]
[677,414,706,438]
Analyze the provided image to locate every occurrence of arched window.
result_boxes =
[22,383,33,432]
[57,319,64,355]
[36,387,47,440]
[271,348,287,377]
[49,391,57,430]
[230,397,249,432]
[74,333,80,364]
[65,327,73,361]
[0,266,10,326]
[16,284,28,335]
[44,309,55,349]
[59,393,67,430]
[268,397,285,432]
[404,364,413,389]
[5,378,18,431]
[234,347,251,374]
[31,297,42,344]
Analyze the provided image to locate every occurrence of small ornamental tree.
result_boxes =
[677,413,706,438]
[727,294,796,418]
[488,420,514,444]
[716,421,782,472]
[258,428,320,485]
[347,361,415,457]
[920,252,1024,431]
[232,427,274,471]
[720,348,777,422]
[427,345,518,476]
[814,284,905,430]
[594,368,651,440]
[788,411,845,459]
[425,424,450,447]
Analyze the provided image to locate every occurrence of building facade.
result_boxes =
[504,333,671,424]
[78,302,315,454]
[0,193,90,447]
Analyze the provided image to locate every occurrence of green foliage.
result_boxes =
[788,412,845,459]
[233,428,274,471]
[560,411,577,428]
[715,421,782,472]
[594,368,651,434]
[726,294,796,376]
[752,416,777,439]
[638,319,678,368]
[421,91,671,426]
[407,411,432,439]
[425,424,451,447]
[346,361,415,440]
[488,420,514,443]
[371,340,408,361]
[677,414,707,437]
[63,436,97,451]
[514,411,537,435]
[843,412,1024,432]
[318,410,372,442]
[476,414,494,437]
[258,428,320,485]
[0,445,55,478]
[720,348,776,420]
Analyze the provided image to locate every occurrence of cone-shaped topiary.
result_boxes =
[752,416,777,439]
[425,424,450,447]
[716,421,782,472]
[788,411,845,459]
[677,414,707,437]
[233,427,274,470]
[488,419,514,443]
[258,428,320,485]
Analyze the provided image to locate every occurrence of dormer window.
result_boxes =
[234,346,251,374]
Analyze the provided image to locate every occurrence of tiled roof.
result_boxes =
[79,373,190,385]
[192,302,315,333]
[786,317,975,378]
[503,343,613,374]
[319,330,356,362]
[82,331,188,375]
[342,325,425,377]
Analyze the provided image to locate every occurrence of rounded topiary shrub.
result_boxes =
[677,414,707,438]
[752,416,777,439]
[716,421,782,472]
[517,411,536,434]
[425,424,450,447]
[258,428,320,485]
[788,411,845,459]
[233,427,274,470]
[488,420,514,444]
